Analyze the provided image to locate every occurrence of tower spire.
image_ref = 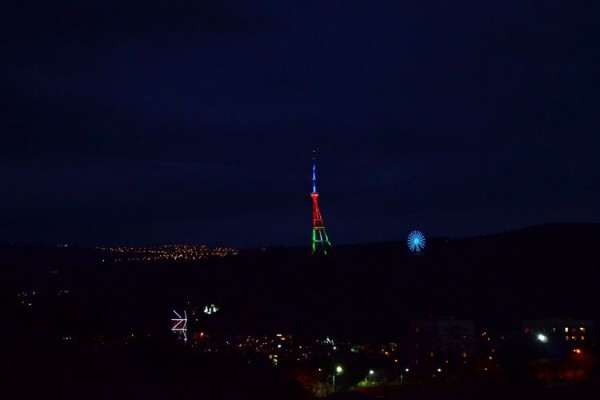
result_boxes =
[312,149,317,194]
[310,150,333,256]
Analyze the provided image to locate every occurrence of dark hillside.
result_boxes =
[2,223,599,341]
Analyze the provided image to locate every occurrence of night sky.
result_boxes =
[2,1,599,247]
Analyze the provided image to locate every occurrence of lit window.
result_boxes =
[564,327,569,333]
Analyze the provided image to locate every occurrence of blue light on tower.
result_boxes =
[312,150,317,194]
[407,230,426,253]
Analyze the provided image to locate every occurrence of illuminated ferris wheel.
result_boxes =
[407,230,426,253]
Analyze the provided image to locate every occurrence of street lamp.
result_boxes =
[364,369,374,384]
[331,365,343,393]
[401,368,409,385]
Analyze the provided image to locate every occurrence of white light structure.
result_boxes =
[171,310,188,342]
[537,333,548,343]
[203,304,219,315]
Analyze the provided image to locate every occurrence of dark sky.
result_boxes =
[2,1,599,247]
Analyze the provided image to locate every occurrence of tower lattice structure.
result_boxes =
[311,151,333,256]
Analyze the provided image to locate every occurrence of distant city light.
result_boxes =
[97,244,238,263]
[336,365,343,374]
[537,333,548,343]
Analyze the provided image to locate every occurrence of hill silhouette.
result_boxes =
[1,223,599,341]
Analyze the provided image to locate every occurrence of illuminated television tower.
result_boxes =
[311,150,333,255]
